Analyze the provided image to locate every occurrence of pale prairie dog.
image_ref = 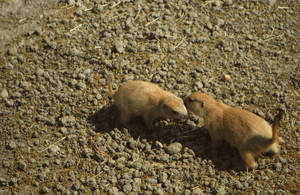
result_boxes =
[107,76,188,129]
[184,92,284,169]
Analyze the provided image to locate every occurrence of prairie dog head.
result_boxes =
[184,92,211,118]
[159,96,188,119]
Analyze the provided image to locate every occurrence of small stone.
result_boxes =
[279,137,285,144]
[6,140,17,150]
[77,73,85,80]
[223,74,231,81]
[246,34,254,40]
[184,189,191,195]
[223,0,233,5]
[155,188,164,195]
[75,9,83,16]
[113,40,126,53]
[92,153,104,162]
[76,82,86,89]
[5,99,14,107]
[215,185,226,195]
[84,69,91,75]
[18,160,27,171]
[274,162,282,170]
[263,0,277,6]
[20,81,31,89]
[0,177,8,186]
[40,186,49,194]
[87,177,97,187]
[59,127,68,134]
[158,172,168,183]
[279,157,287,164]
[108,187,119,194]
[36,68,44,76]
[1,88,8,99]
[96,94,102,100]
[48,145,60,154]
[123,183,132,193]
[144,143,152,153]
[154,141,163,149]
[194,81,203,89]
[166,142,182,155]
[128,139,137,149]
[7,46,18,55]
[2,161,10,168]
[60,116,76,127]
[234,181,243,189]
[191,187,203,195]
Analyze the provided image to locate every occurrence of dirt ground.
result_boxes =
[0,0,299,194]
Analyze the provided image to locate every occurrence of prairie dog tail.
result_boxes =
[271,109,284,143]
[107,74,115,97]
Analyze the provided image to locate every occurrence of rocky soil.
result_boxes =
[0,0,299,194]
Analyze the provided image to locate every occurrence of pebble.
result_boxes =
[6,140,17,150]
[18,160,27,171]
[215,185,226,195]
[1,88,8,99]
[0,177,7,186]
[274,162,282,170]
[194,81,203,89]
[108,187,119,194]
[7,46,18,55]
[166,142,182,155]
[128,139,137,150]
[59,127,68,134]
[123,183,132,193]
[87,177,97,187]
[59,116,76,127]
[223,0,233,5]
[76,82,86,90]
[154,141,163,149]
[40,186,49,194]
[5,99,14,107]
[158,172,168,183]
[114,40,126,53]
[191,187,203,195]
[223,74,231,81]
[48,145,60,154]
[234,181,243,189]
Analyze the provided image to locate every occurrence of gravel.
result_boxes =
[0,0,299,194]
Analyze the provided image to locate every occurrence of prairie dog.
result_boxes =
[184,92,284,169]
[107,76,188,129]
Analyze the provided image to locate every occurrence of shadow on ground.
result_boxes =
[88,105,247,171]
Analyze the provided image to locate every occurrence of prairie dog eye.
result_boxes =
[172,110,178,115]
[189,97,197,102]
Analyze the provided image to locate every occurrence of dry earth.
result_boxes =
[0,0,299,194]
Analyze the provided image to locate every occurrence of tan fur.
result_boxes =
[107,77,188,129]
[184,92,284,169]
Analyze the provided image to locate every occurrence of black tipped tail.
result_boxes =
[271,109,284,143]
[107,74,115,97]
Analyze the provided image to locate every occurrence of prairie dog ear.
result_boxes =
[188,96,195,102]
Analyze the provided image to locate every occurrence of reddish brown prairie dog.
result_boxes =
[184,92,284,169]
[107,76,188,129]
